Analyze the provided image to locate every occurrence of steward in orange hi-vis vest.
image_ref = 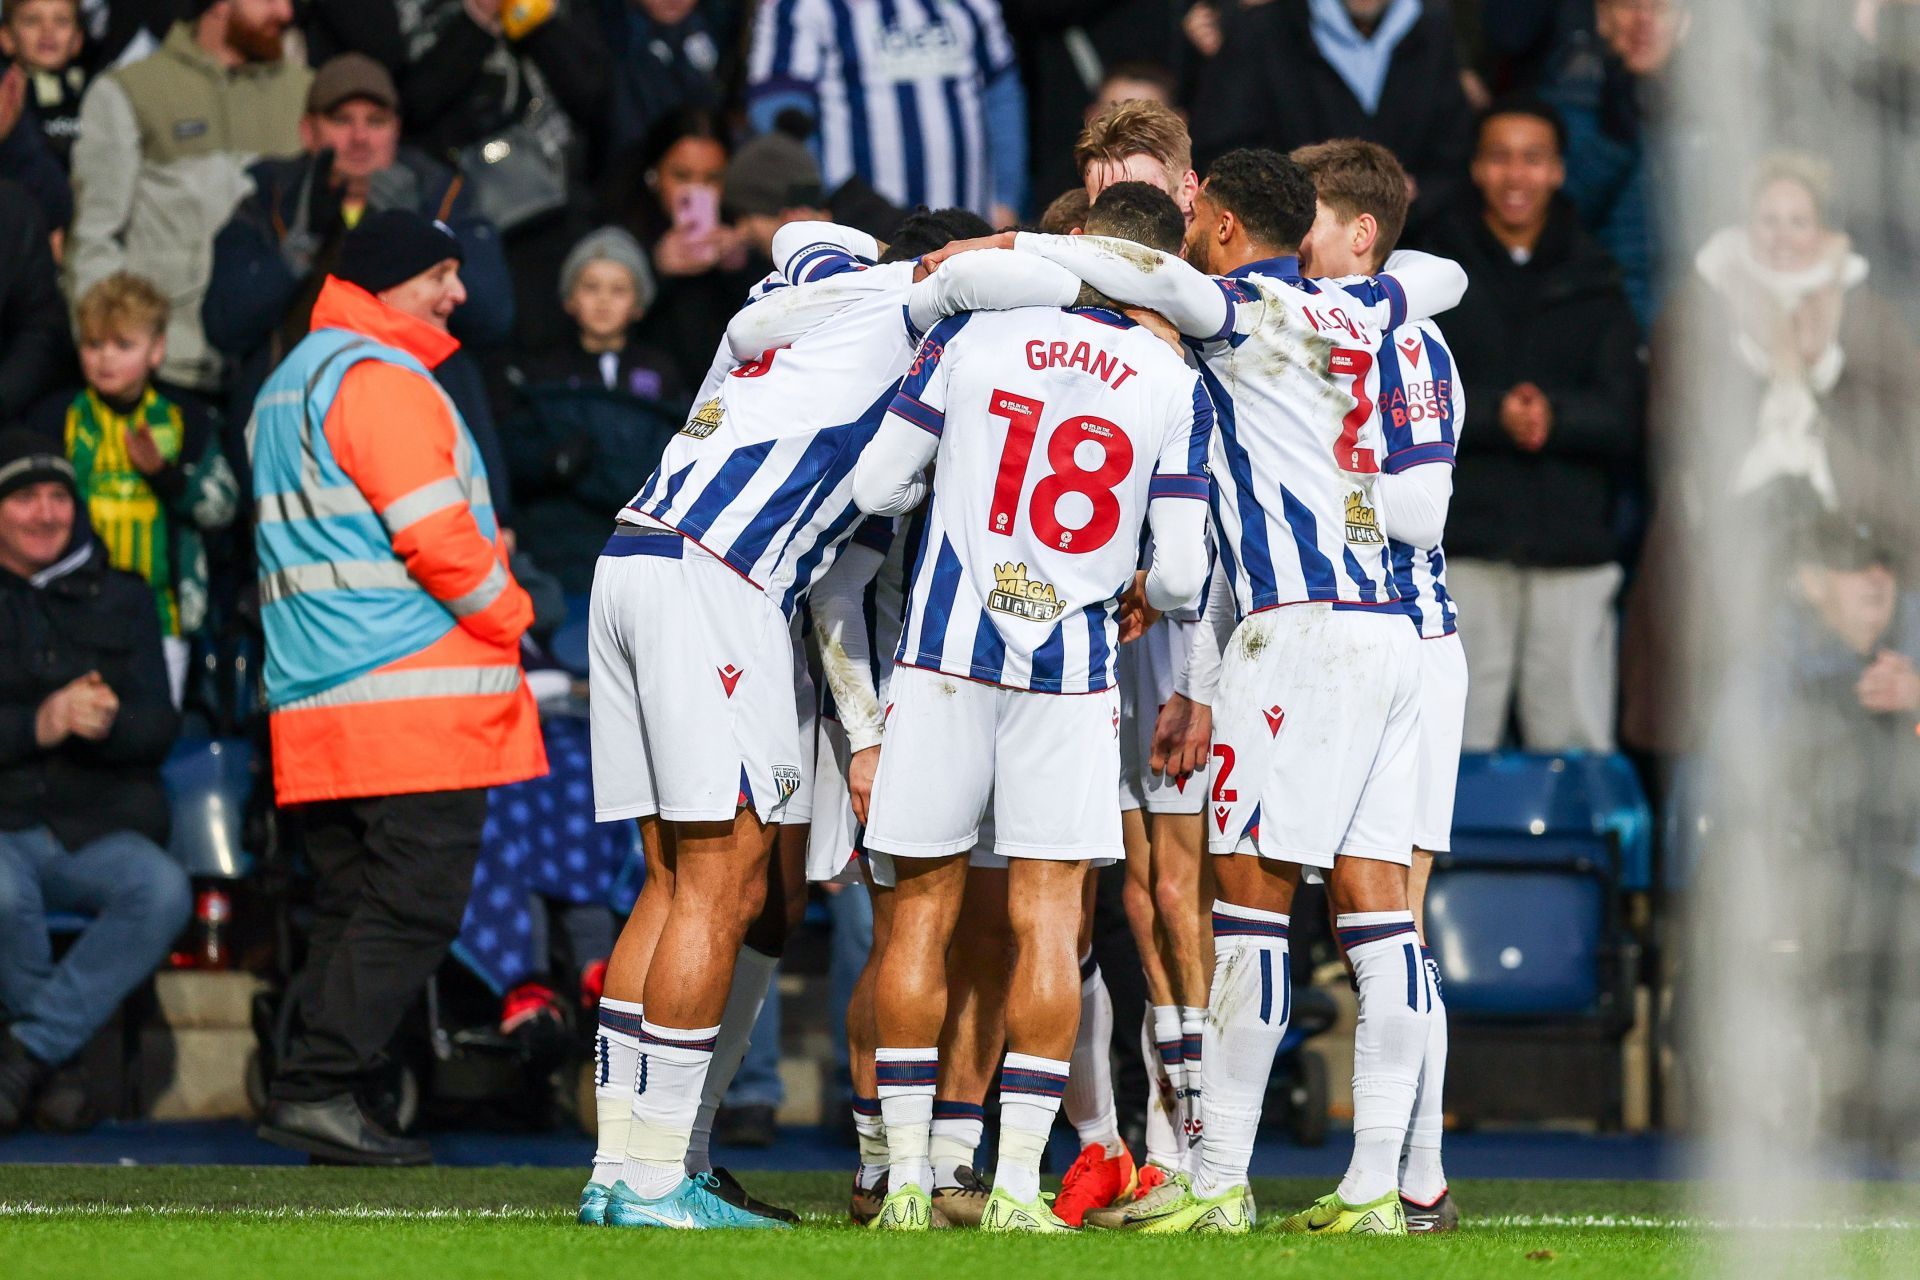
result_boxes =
[251,275,547,805]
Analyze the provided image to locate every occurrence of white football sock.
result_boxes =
[853,1095,888,1190]
[1400,944,1450,1205]
[622,1018,720,1199]
[1336,912,1431,1206]
[1064,951,1122,1155]
[1142,1004,1184,1168]
[589,997,642,1187]
[929,1101,985,1187]
[1178,1003,1207,1163]
[877,1047,938,1193]
[994,1052,1070,1203]
[683,945,778,1175]
[1193,901,1291,1199]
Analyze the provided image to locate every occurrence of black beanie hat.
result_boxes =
[0,428,77,503]
[335,210,465,296]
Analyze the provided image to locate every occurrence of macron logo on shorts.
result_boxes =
[1264,705,1286,736]
[718,664,744,697]
[1214,804,1231,834]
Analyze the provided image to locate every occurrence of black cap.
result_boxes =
[0,428,77,503]
[335,209,464,296]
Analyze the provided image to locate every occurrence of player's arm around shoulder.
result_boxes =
[326,361,532,647]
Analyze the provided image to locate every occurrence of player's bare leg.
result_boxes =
[674,823,808,1219]
[1275,854,1426,1236]
[847,872,894,1222]
[983,857,1087,1228]
[584,817,673,1213]
[872,854,971,1218]
[1057,864,1137,1225]
[1151,810,1211,1165]
[1399,847,1454,1230]
[1120,808,1185,1176]
[618,809,775,1203]
[931,865,1011,1225]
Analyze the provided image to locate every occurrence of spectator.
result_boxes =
[619,108,757,388]
[73,0,170,74]
[1419,98,1644,752]
[724,129,832,267]
[1089,59,1178,115]
[0,62,72,231]
[0,176,71,423]
[396,0,610,352]
[1540,0,1692,329]
[35,273,237,705]
[203,52,516,515]
[251,211,546,1166]
[598,0,733,156]
[500,226,684,595]
[2,0,88,167]
[0,427,188,1135]
[67,0,312,402]
[1621,153,1920,756]
[747,0,1027,224]
[1187,0,1474,231]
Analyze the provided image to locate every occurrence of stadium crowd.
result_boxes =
[2,0,1919,1216]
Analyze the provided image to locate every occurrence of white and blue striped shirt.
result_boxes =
[749,0,1017,217]
[881,306,1214,694]
[622,259,922,617]
[1377,318,1465,638]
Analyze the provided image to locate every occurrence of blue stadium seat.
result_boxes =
[162,737,258,880]
[1429,751,1649,1020]
[549,616,591,678]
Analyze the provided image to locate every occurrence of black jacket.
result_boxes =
[1189,0,1473,231]
[0,533,180,849]
[0,181,73,423]
[500,341,688,595]
[1419,197,1645,567]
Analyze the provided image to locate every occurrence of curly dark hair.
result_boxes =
[880,207,996,263]
[1201,148,1318,253]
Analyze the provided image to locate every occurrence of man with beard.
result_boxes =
[67,0,310,401]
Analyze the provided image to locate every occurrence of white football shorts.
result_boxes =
[1205,603,1420,869]
[783,616,818,827]
[865,664,1122,863]
[589,525,804,825]
[1117,617,1206,816]
[1412,631,1468,854]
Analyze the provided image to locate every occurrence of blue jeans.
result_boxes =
[0,827,192,1065]
[726,973,785,1108]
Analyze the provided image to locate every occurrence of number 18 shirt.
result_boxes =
[877,305,1212,694]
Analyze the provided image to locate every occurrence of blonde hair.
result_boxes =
[75,272,169,344]
[1751,150,1833,226]
[1074,99,1191,183]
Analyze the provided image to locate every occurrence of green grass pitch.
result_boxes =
[3,1166,1917,1278]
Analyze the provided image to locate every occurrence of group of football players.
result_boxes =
[576,97,1469,1237]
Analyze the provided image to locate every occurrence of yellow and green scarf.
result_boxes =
[65,388,184,635]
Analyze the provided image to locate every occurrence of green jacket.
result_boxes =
[66,23,312,391]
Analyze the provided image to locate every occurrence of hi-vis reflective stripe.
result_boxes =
[280,663,523,712]
[259,559,418,604]
[255,486,375,524]
[445,559,509,618]
[381,475,468,536]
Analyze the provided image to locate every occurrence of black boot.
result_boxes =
[0,1032,50,1135]
[31,1057,95,1133]
[258,1093,432,1166]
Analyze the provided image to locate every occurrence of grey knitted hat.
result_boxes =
[559,227,657,314]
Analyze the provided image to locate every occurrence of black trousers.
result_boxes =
[270,787,488,1103]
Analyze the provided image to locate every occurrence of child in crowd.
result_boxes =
[500,226,686,595]
[1,0,88,165]
[51,273,237,703]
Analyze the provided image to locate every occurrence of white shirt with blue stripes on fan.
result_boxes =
[748,0,1026,219]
